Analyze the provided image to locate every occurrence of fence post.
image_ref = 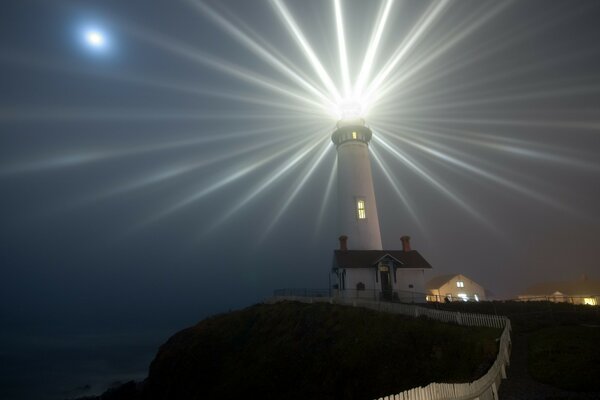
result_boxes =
[456,312,463,325]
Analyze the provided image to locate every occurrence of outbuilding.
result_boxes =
[518,275,599,305]
[426,273,487,302]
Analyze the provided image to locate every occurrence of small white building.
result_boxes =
[426,274,486,302]
[332,235,432,303]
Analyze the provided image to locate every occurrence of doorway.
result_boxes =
[379,265,392,300]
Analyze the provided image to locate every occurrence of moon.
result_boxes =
[85,30,105,48]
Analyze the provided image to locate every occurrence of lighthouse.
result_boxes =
[331,117,382,250]
[330,112,432,302]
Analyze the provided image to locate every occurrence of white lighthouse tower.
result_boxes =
[331,114,432,301]
[331,117,382,250]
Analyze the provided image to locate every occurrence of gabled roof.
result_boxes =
[426,274,483,290]
[332,250,432,269]
[426,274,460,289]
[521,277,600,296]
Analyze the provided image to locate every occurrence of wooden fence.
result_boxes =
[269,296,511,400]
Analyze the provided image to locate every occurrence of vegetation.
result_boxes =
[423,300,600,391]
[528,325,600,391]
[142,301,500,400]
[423,300,600,334]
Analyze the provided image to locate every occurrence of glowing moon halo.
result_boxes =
[85,30,105,47]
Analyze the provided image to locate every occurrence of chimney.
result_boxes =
[338,235,348,251]
[400,235,411,252]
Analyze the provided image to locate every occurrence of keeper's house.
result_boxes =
[332,235,432,303]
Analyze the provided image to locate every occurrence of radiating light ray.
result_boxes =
[393,116,600,133]
[352,0,394,99]
[204,134,328,234]
[370,146,426,235]
[123,24,330,115]
[333,0,351,97]
[362,0,450,106]
[387,80,600,114]
[373,134,498,232]
[0,107,315,122]
[208,0,335,106]
[188,0,335,110]
[314,157,337,237]
[370,0,513,109]
[0,120,320,176]
[83,127,320,203]
[376,127,583,217]
[383,119,600,173]
[260,141,333,240]
[385,45,600,113]
[137,131,324,228]
[0,52,331,118]
[377,0,512,102]
[0,55,330,119]
[271,0,341,102]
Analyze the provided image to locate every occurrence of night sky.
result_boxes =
[1,1,600,395]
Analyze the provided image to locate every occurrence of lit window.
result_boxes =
[584,298,597,306]
[357,199,366,219]
[474,294,479,302]
[457,293,468,301]
[352,131,357,139]
[456,281,464,288]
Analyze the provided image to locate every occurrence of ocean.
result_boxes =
[0,327,173,400]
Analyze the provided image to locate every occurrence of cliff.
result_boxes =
[141,301,498,400]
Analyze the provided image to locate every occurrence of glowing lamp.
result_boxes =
[338,99,363,120]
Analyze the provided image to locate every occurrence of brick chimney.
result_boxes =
[400,235,411,252]
[339,235,348,251]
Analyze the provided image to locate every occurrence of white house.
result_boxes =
[426,274,486,302]
[332,235,432,303]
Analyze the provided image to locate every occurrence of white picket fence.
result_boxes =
[269,296,511,400]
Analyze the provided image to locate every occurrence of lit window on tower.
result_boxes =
[357,199,366,219]
[352,131,357,139]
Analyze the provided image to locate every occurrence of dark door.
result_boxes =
[380,270,392,300]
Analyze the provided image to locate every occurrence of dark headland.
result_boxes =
[73,301,500,400]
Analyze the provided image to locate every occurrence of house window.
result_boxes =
[457,293,468,301]
[352,131,357,139]
[456,281,464,288]
[474,294,479,302]
[584,298,597,306]
[357,199,366,219]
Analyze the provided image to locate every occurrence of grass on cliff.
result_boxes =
[528,325,600,391]
[422,300,600,392]
[144,301,500,400]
